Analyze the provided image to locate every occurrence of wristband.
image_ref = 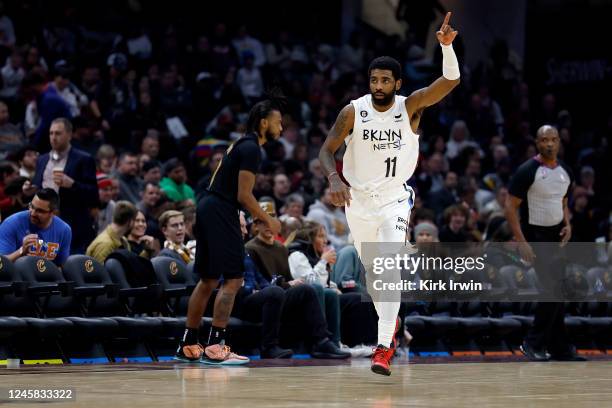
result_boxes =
[327,171,338,181]
[441,43,460,80]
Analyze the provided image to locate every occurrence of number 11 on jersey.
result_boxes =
[385,156,397,177]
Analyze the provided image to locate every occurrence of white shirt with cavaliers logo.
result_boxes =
[343,94,419,192]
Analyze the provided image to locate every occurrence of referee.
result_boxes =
[506,125,585,361]
[175,97,283,364]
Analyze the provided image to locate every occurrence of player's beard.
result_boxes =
[371,91,395,107]
[265,129,278,143]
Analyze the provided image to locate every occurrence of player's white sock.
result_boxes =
[373,301,400,348]
[365,258,401,348]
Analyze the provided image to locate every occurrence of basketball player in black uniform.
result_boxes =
[176,98,283,364]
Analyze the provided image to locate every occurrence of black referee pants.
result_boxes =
[524,223,572,355]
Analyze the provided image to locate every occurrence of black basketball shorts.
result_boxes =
[194,193,245,280]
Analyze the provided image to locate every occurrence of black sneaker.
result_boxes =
[311,339,351,359]
[549,346,588,361]
[549,353,588,361]
[261,345,294,359]
[520,341,550,362]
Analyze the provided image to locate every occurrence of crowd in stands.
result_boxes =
[0,2,611,356]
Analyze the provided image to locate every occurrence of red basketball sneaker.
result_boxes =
[371,345,394,376]
[391,316,400,351]
[371,316,401,376]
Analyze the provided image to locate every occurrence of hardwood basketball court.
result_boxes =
[2,358,611,407]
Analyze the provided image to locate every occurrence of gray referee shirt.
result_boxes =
[508,156,573,227]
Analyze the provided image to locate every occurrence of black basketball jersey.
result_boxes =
[207,132,261,208]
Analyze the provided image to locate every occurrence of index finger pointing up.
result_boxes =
[443,11,452,27]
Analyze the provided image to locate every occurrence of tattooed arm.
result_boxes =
[319,104,355,207]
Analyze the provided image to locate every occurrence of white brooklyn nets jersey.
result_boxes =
[343,94,419,191]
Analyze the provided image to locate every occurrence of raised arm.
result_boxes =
[319,104,355,207]
[405,12,460,130]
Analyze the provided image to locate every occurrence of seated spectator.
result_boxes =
[280,216,303,244]
[247,203,303,283]
[232,211,293,358]
[15,145,38,179]
[142,160,162,184]
[287,222,342,344]
[571,187,597,242]
[49,60,89,118]
[140,131,160,161]
[411,207,436,227]
[413,222,439,243]
[416,152,446,196]
[271,173,290,213]
[0,101,23,153]
[137,153,151,175]
[426,171,458,215]
[115,152,142,204]
[160,158,195,205]
[96,144,117,175]
[0,160,18,212]
[481,186,509,221]
[439,204,470,243]
[279,193,306,223]
[137,181,166,243]
[331,245,364,293]
[445,120,480,161]
[288,221,377,350]
[306,187,349,249]
[288,221,338,289]
[0,188,71,266]
[236,51,264,104]
[0,52,25,102]
[95,173,116,233]
[86,201,138,263]
[182,205,197,243]
[1,176,28,218]
[243,208,350,358]
[127,210,159,258]
[484,221,526,282]
[158,210,193,264]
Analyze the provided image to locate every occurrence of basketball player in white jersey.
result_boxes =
[319,12,460,376]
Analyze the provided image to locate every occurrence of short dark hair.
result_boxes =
[0,161,17,178]
[112,201,138,226]
[143,181,160,191]
[22,69,47,88]
[368,56,402,81]
[163,158,184,176]
[14,145,38,162]
[142,160,161,173]
[118,151,137,163]
[51,117,73,134]
[35,188,60,211]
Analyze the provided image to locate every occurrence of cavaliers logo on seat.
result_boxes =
[85,260,94,273]
[37,259,47,273]
[170,261,178,276]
